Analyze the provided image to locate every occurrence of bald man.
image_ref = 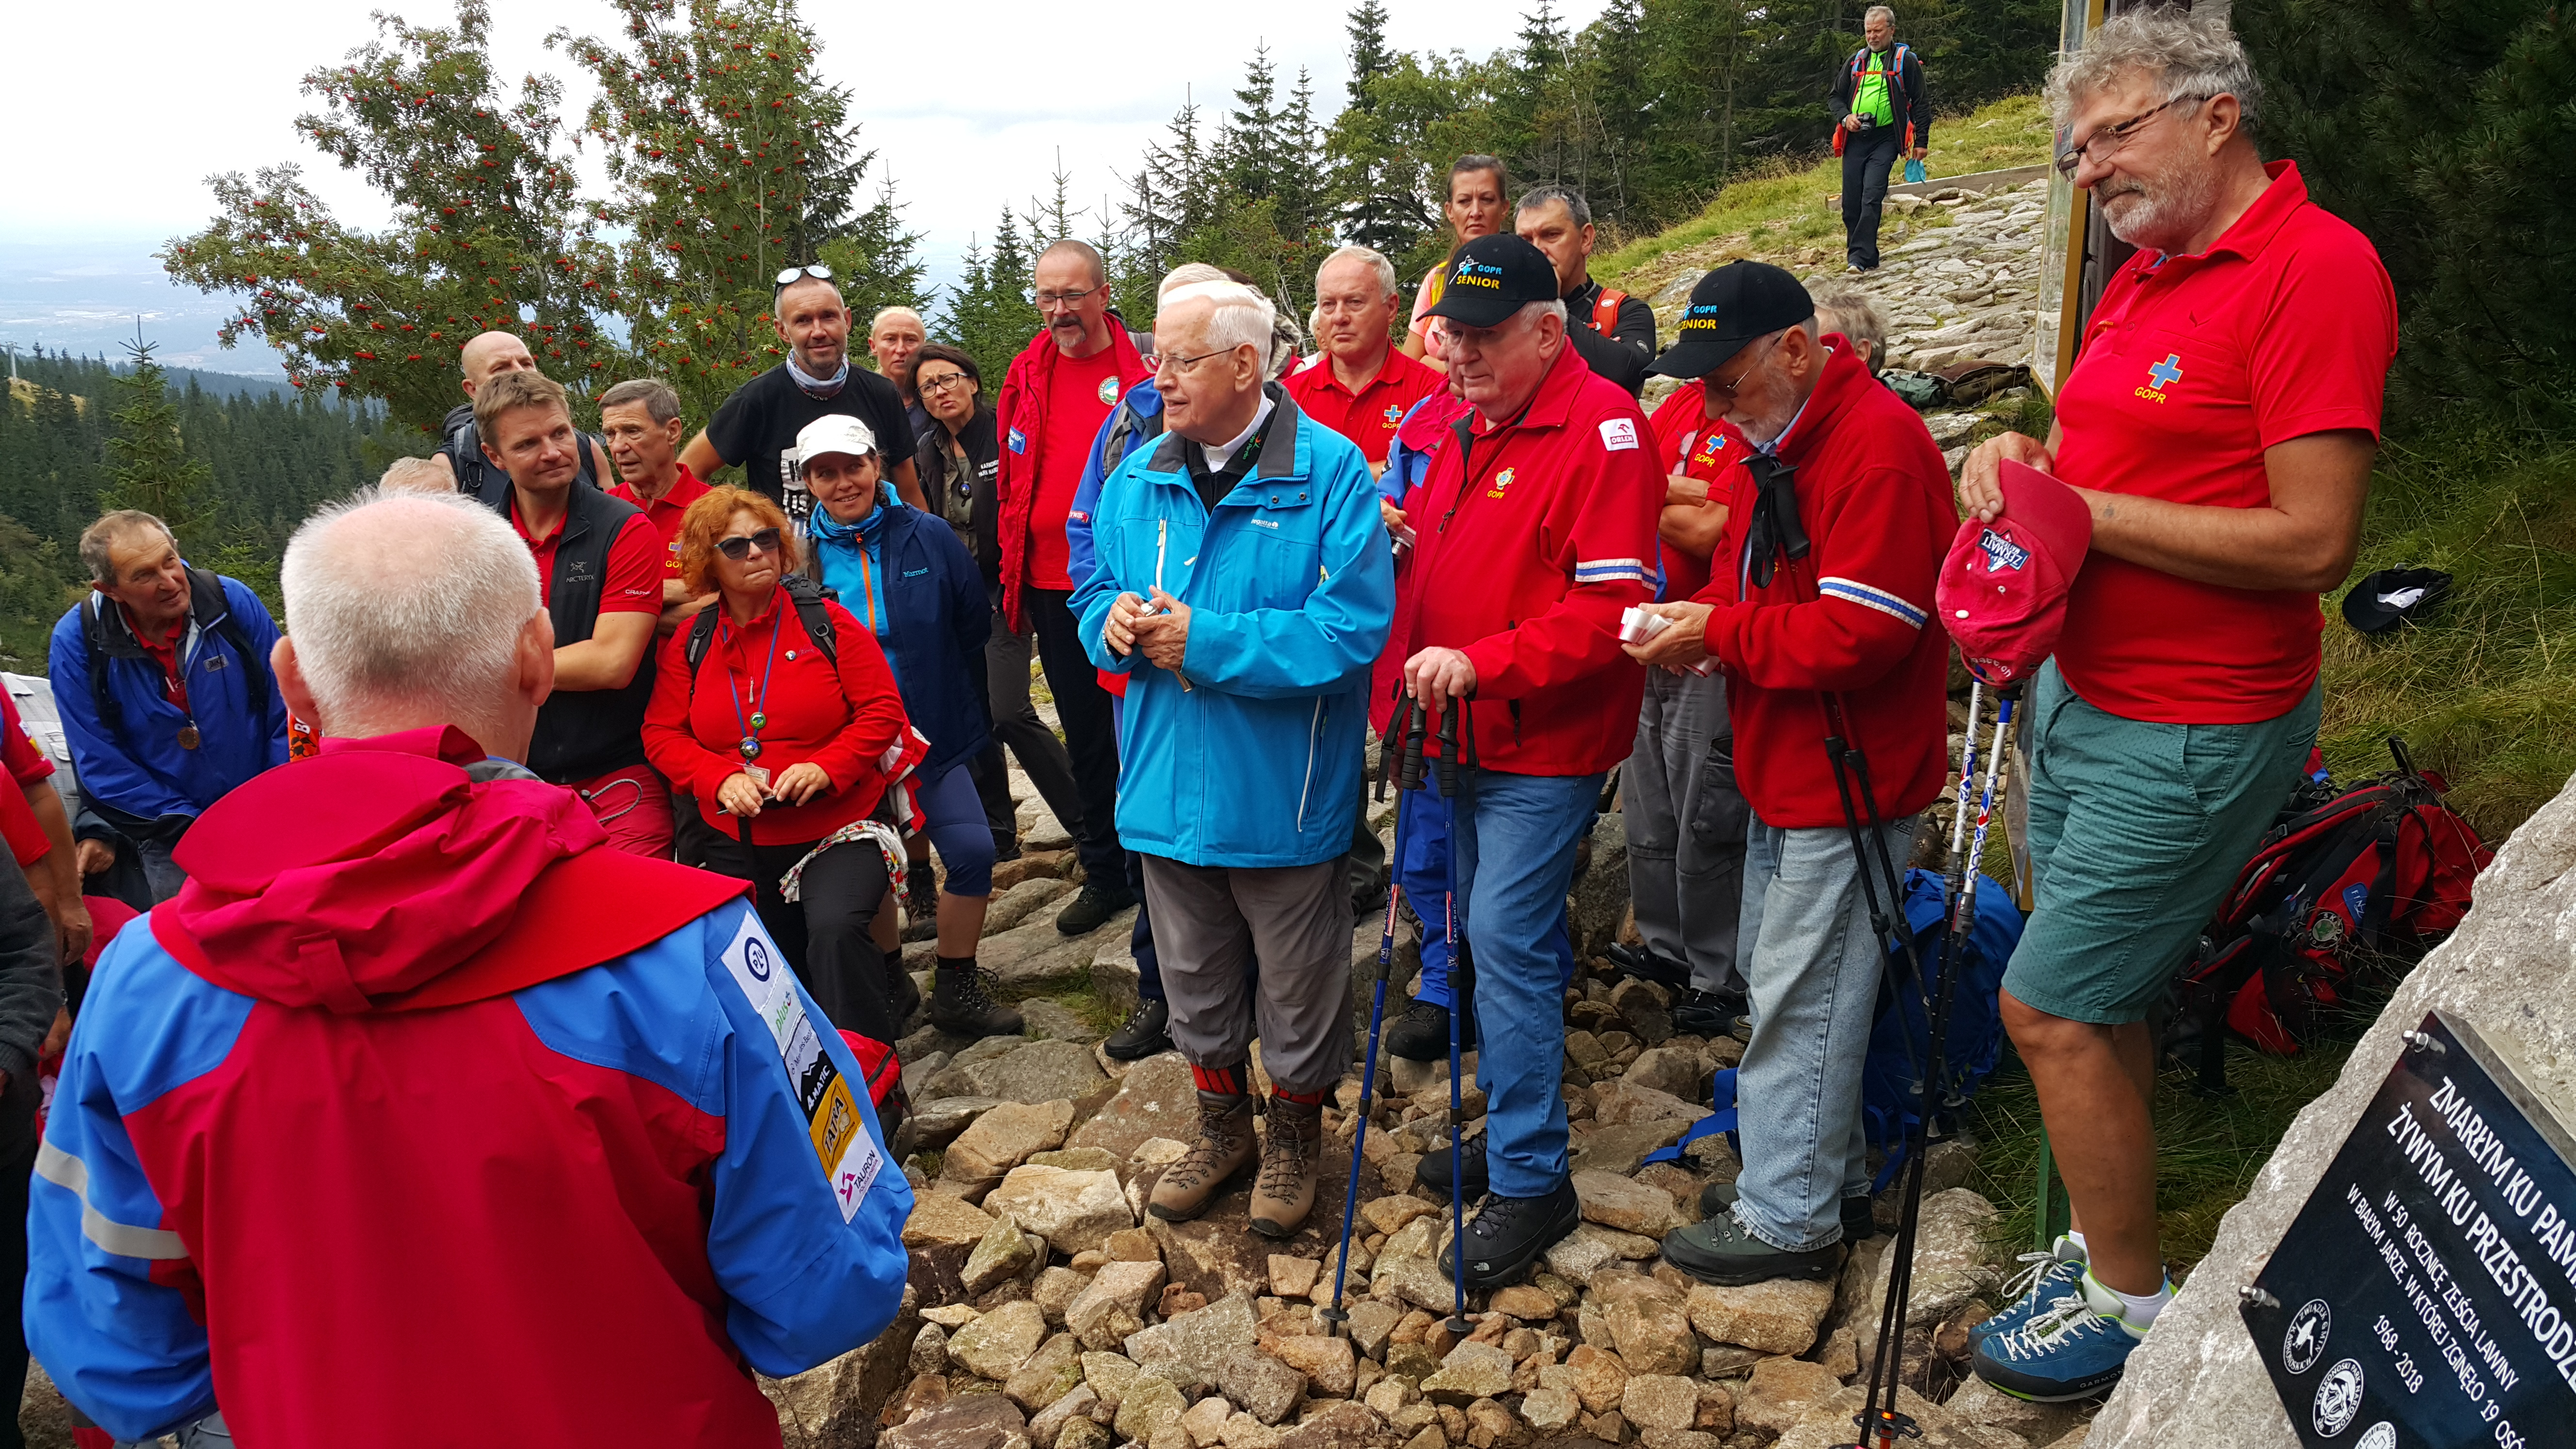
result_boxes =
[436,330,605,496]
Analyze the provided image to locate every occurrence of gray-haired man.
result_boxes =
[1514,185,1657,395]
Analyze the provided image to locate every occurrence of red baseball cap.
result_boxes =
[1937,460,2092,687]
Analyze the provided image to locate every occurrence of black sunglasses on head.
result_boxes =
[715,528,784,561]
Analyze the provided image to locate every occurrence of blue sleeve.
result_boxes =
[1073,460,1139,678]
[24,934,244,1443]
[224,580,291,766]
[48,608,161,823]
[697,903,915,1375]
[1064,407,1123,596]
[1182,432,1397,699]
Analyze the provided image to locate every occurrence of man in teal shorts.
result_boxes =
[1953,8,2397,1401]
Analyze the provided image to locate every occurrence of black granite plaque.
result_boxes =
[2242,1011,2576,1449]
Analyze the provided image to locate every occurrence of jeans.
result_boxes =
[1840,126,1902,268]
[1732,809,1915,1251]
[1453,768,1603,1199]
[1023,586,1124,884]
[1624,669,1749,996]
[1397,786,1574,1011]
[980,600,1089,849]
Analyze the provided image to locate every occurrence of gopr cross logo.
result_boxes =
[2135,352,2183,403]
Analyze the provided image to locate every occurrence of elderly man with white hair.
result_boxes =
[1075,280,1394,1238]
[1953,10,2394,1400]
[27,487,913,1444]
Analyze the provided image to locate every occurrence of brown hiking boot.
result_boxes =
[1250,1095,1324,1240]
[1148,1091,1257,1223]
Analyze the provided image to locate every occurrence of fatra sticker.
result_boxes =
[1599,418,1640,451]
[721,909,883,1220]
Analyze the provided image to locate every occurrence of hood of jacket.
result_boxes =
[159,726,741,1014]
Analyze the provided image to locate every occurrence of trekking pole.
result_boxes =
[1438,694,1476,1335]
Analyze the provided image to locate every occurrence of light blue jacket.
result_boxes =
[1076,388,1394,869]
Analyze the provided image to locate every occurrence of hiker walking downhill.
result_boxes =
[1834,6,1931,272]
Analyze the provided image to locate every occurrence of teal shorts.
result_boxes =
[2003,661,2321,1025]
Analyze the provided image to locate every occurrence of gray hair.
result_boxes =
[1159,281,1277,359]
[597,377,682,426]
[1158,263,1230,302]
[869,306,924,333]
[1864,5,1894,27]
[281,488,542,739]
[79,510,177,586]
[2047,8,2261,131]
[1516,185,1592,230]
[1318,245,1400,300]
[378,456,455,494]
[1814,290,1887,354]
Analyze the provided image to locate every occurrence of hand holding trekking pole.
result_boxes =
[1132,587,1193,675]
[1401,646,1477,703]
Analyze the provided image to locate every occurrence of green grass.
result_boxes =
[1594,93,2056,284]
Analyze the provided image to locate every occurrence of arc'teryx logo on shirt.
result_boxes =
[2135,353,2183,403]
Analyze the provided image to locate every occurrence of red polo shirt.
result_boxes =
[2051,160,2396,724]
[1286,347,1446,467]
[1645,383,1751,604]
[608,465,713,580]
[0,690,54,868]
[508,496,664,616]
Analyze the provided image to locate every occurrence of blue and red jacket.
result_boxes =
[25,726,913,1446]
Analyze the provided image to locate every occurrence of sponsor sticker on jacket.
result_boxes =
[1599,418,1639,451]
[721,911,883,1220]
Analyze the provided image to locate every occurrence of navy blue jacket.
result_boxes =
[808,502,993,780]
[48,572,289,824]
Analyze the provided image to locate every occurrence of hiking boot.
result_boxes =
[1414,1128,1488,1199]
[1730,1014,1755,1044]
[1605,942,1689,990]
[928,960,1022,1038]
[906,869,939,925]
[1384,997,1473,1062]
[1056,880,1138,936]
[1973,1236,2089,1347]
[1671,987,1744,1038]
[1250,1095,1325,1239]
[1103,998,1173,1061]
[1659,1208,1841,1287]
[886,950,923,1031]
[1970,1274,2146,1401]
[1439,1178,1581,1287]
[1149,1091,1258,1222]
[1697,1181,1874,1242]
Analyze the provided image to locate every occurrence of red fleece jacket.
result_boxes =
[993,323,1153,632]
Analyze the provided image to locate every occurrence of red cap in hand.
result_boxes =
[1936,460,2092,687]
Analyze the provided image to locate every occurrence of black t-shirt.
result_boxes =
[704,363,914,520]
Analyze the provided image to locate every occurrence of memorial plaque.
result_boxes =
[2243,1011,2576,1449]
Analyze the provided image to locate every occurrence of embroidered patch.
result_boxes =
[720,911,883,1220]
[1977,528,2030,573]
[1382,404,1404,426]
[1008,428,1028,455]
[1098,377,1121,406]
[1599,418,1640,451]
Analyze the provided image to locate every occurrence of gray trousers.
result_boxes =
[985,615,1088,842]
[1140,855,1352,1096]
[1624,668,1750,996]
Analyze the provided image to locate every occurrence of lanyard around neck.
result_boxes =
[726,601,786,746]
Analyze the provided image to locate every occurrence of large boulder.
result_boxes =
[1124,1290,1262,1378]
[766,1286,921,1449]
[878,1393,1028,1449]
[985,1165,1133,1256]
[1684,1278,1834,1356]
[1069,1052,1198,1159]
[939,1038,1110,1106]
[2093,775,2576,1447]
[945,1099,1078,1194]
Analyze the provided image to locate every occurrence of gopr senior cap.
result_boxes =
[1422,234,1560,330]
[794,414,878,463]
[1648,261,1816,379]
[1936,459,2092,687]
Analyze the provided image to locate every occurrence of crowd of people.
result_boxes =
[0,7,2397,1441]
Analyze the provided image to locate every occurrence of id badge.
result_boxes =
[744,764,773,792]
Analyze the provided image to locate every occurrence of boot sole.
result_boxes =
[1661,1242,1841,1287]
[1248,1208,1311,1240]
[1102,1034,1174,1062]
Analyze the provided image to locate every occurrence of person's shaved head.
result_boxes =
[459,331,540,398]
[1038,239,1107,288]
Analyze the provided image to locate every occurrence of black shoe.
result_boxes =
[904,872,941,942]
[887,951,923,1030]
[1384,997,1474,1062]
[1055,881,1137,936]
[993,836,1023,865]
[1671,987,1745,1038]
[1696,1181,1874,1243]
[1660,1207,1842,1287]
[928,961,1023,1038]
[1414,1129,1489,1198]
[1104,998,1173,1061]
[1439,1179,1581,1287]
[1605,942,1689,989]
[1351,870,1391,920]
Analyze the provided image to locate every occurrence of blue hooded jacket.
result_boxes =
[1075,388,1394,869]
[1065,376,1164,596]
[807,496,993,780]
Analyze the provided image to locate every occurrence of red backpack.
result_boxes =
[2169,738,2490,1094]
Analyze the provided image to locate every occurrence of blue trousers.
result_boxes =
[1453,768,1603,1199]
[1395,788,1575,1009]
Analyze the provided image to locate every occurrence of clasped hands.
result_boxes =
[716,761,832,818]
[1105,589,1193,674]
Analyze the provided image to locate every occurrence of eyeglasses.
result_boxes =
[916,370,976,395]
[2054,95,2204,177]
[1154,347,1235,379]
[715,528,784,561]
[773,263,836,291]
[1706,332,1785,400]
[1035,284,1101,311]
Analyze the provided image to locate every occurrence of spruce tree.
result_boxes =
[102,327,214,549]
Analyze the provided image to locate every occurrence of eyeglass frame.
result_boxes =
[1034,284,1103,312]
[1704,330,1787,402]
[1154,346,1242,380]
[915,369,978,395]
[2053,93,2207,178]
[715,527,785,561]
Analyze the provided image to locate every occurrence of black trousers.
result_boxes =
[1841,126,1903,269]
[1023,586,1125,884]
[700,831,898,1044]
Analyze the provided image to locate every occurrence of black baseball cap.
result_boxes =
[2341,566,2452,635]
[1648,261,1816,379]
[1422,234,1560,329]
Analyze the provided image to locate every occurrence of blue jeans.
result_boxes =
[1732,810,1914,1251]
[1397,788,1574,1010]
[1453,768,1603,1199]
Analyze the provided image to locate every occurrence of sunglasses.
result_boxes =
[715,528,784,561]
[773,263,836,292]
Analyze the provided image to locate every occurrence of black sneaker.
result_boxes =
[1384,997,1474,1062]
[928,961,1023,1038]
[1414,1128,1488,1198]
[1439,1179,1581,1287]
[1697,1181,1874,1242]
[1660,1208,1842,1287]
[1103,998,1173,1061]
[1055,881,1137,936]
[1671,987,1744,1038]
[1605,942,1689,989]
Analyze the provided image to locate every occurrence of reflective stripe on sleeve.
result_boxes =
[34,1139,189,1261]
[1818,577,1928,628]
[1574,557,1652,585]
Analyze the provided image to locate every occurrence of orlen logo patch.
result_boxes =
[1977,528,2030,574]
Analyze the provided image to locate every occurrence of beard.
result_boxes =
[2098,154,2219,252]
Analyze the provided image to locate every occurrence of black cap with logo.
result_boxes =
[1647,261,1816,379]
[1422,234,1562,330]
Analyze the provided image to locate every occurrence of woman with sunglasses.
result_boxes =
[644,482,919,1045]
[795,415,1021,1040]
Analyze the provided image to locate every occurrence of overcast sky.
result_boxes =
[3,0,1605,372]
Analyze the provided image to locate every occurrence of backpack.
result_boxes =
[1588,288,1630,336]
[683,573,839,686]
[80,570,269,745]
[1831,43,1915,155]
[2166,737,2490,1095]
[836,1027,908,1146]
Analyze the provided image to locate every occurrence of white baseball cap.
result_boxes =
[794,414,877,463]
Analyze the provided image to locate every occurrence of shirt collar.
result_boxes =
[2150,158,2306,268]
[1753,344,1834,457]
[1200,393,1278,476]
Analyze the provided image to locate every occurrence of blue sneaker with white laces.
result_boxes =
[1970,1272,2148,1401]
[1972,1234,2088,1345]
